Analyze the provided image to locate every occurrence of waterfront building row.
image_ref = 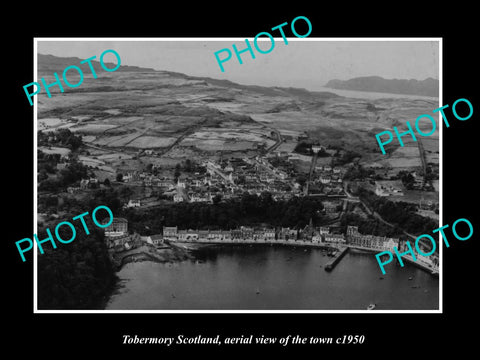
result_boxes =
[162,225,347,245]
[102,218,403,253]
[346,225,399,252]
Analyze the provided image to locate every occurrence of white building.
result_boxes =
[319,176,331,184]
[318,226,330,235]
[125,199,141,208]
[324,234,346,244]
[173,194,184,202]
[375,181,404,197]
[178,230,199,241]
[103,218,128,237]
[382,238,399,251]
[163,226,178,241]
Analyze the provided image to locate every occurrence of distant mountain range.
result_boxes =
[36,53,439,160]
[37,53,340,101]
[325,76,439,97]
[38,53,156,74]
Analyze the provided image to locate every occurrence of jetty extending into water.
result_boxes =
[324,247,350,271]
[170,238,351,272]
[111,238,438,276]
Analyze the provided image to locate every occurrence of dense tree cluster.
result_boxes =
[358,188,438,236]
[38,128,83,150]
[38,150,61,181]
[38,159,89,191]
[398,170,415,189]
[294,142,328,157]
[37,216,116,310]
[180,159,205,173]
[124,192,325,235]
[36,188,132,309]
[343,164,375,180]
[339,212,402,238]
[331,150,361,166]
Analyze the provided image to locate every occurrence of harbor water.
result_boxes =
[105,245,439,310]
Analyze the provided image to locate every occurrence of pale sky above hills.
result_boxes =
[37,39,440,92]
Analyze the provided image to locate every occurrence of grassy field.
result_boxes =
[127,136,177,148]
[70,124,118,134]
[389,189,439,204]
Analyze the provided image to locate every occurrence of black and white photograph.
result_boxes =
[34,39,441,311]
[6,6,478,356]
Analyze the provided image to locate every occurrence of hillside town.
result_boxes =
[33,106,442,284]
[38,132,440,277]
[114,153,347,206]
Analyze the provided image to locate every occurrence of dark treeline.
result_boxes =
[37,215,117,310]
[125,192,325,235]
[38,187,127,226]
[358,188,438,236]
[38,155,90,191]
[339,213,404,238]
[38,128,83,150]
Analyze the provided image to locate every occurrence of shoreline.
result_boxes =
[110,240,438,276]
[110,244,196,270]
[104,243,439,311]
[169,240,439,276]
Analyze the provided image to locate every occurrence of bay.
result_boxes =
[105,245,439,310]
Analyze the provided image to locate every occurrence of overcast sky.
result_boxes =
[37,39,440,92]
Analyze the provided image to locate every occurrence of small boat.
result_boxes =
[408,276,413,280]
[256,288,261,295]
[367,303,376,310]
[379,277,384,280]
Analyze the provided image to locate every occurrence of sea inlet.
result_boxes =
[105,244,439,311]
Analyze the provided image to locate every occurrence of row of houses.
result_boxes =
[102,218,400,253]
[316,175,343,185]
[346,225,399,252]
[66,177,99,193]
[173,192,213,203]
[254,157,289,181]
[162,225,346,244]
[315,165,341,173]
